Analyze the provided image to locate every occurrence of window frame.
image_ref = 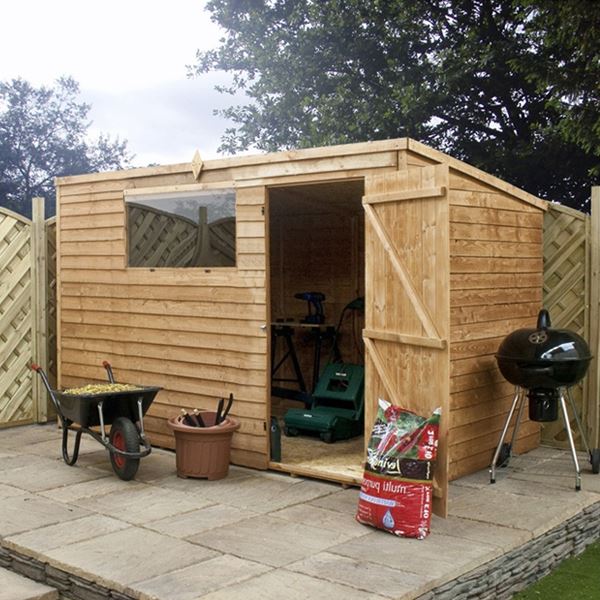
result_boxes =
[124,182,238,271]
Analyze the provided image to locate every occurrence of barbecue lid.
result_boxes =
[496,309,592,364]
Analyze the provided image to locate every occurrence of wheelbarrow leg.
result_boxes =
[61,420,83,466]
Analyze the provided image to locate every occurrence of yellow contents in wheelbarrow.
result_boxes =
[62,383,141,395]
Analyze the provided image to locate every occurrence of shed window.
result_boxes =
[126,189,236,268]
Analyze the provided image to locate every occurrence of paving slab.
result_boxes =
[0,456,108,492]
[308,487,361,513]
[192,514,356,567]
[4,515,130,559]
[193,474,338,513]
[270,503,368,538]
[448,485,597,536]
[428,514,532,552]
[452,468,600,501]
[40,474,145,503]
[286,551,433,599]
[1,425,599,600]
[154,467,256,497]
[133,554,271,600]
[195,568,388,600]
[123,447,178,482]
[508,469,600,494]
[0,453,46,473]
[72,484,207,524]
[0,566,57,600]
[22,435,105,458]
[0,482,28,500]
[148,504,258,539]
[0,424,59,449]
[329,530,501,582]
[0,493,90,537]
[44,526,218,594]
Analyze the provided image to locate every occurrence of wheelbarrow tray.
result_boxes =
[54,386,160,428]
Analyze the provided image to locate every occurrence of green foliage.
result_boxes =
[0,77,131,218]
[193,0,598,210]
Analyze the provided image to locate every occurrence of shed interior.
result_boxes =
[267,179,367,483]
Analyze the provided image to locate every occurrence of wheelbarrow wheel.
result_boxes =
[109,417,140,481]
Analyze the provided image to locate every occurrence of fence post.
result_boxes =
[590,187,600,448]
[31,197,48,423]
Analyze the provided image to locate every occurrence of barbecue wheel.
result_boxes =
[109,417,140,481]
[591,449,600,475]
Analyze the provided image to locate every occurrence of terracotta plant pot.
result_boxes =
[167,411,240,480]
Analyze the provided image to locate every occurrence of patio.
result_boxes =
[1,423,599,600]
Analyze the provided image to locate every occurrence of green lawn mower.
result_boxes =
[283,298,364,443]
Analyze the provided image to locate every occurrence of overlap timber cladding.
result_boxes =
[448,171,543,480]
[58,175,269,468]
[542,203,588,448]
[0,210,33,425]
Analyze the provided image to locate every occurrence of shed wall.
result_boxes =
[57,175,270,469]
[56,141,406,471]
[448,171,543,480]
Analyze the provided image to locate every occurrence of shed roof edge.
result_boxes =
[55,138,547,211]
[54,139,410,185]
[407,139,547,211]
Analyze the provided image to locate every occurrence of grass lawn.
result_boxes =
[513,539,600,599]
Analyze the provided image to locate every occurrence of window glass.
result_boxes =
[126,189,236,268]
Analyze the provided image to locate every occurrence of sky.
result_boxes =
[0,0,244,166]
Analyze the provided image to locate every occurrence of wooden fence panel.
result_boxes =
[46,217,57,413]
[542,202,590,448]
[0,208,34,427]
[587,189,600,448]
[0,200,56,428]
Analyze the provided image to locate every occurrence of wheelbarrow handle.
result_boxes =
[30,363,62,416]
[102,361,115,383]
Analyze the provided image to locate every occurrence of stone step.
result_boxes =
[0,567,58,600]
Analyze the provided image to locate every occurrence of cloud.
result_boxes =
[84,73,248,166]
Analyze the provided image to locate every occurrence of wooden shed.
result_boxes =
[55,138,547,516]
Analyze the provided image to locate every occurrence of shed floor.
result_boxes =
[1,424,599,600]
[272,433,364,484]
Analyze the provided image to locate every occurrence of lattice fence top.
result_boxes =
[543,204,587,335]
[0,210,33,424]
[47,219,57,390]
[543,202,589,448]
[127,203,235,267]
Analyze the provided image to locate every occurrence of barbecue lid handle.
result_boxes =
[537,309,551,330]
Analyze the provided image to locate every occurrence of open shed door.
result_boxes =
[362,165,450,516]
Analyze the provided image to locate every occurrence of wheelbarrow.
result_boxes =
[31,362,161,480]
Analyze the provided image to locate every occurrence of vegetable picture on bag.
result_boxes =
[356,399,441,539]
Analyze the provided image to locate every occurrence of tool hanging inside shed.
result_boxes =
[294,291,326,324]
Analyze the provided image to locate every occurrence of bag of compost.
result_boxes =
[356,399,441,539]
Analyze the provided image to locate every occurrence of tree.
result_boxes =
[192,0,598,210]
[0,77,131,218]
[521,1,600,174]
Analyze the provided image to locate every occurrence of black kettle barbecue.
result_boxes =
[490,309,600,490]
